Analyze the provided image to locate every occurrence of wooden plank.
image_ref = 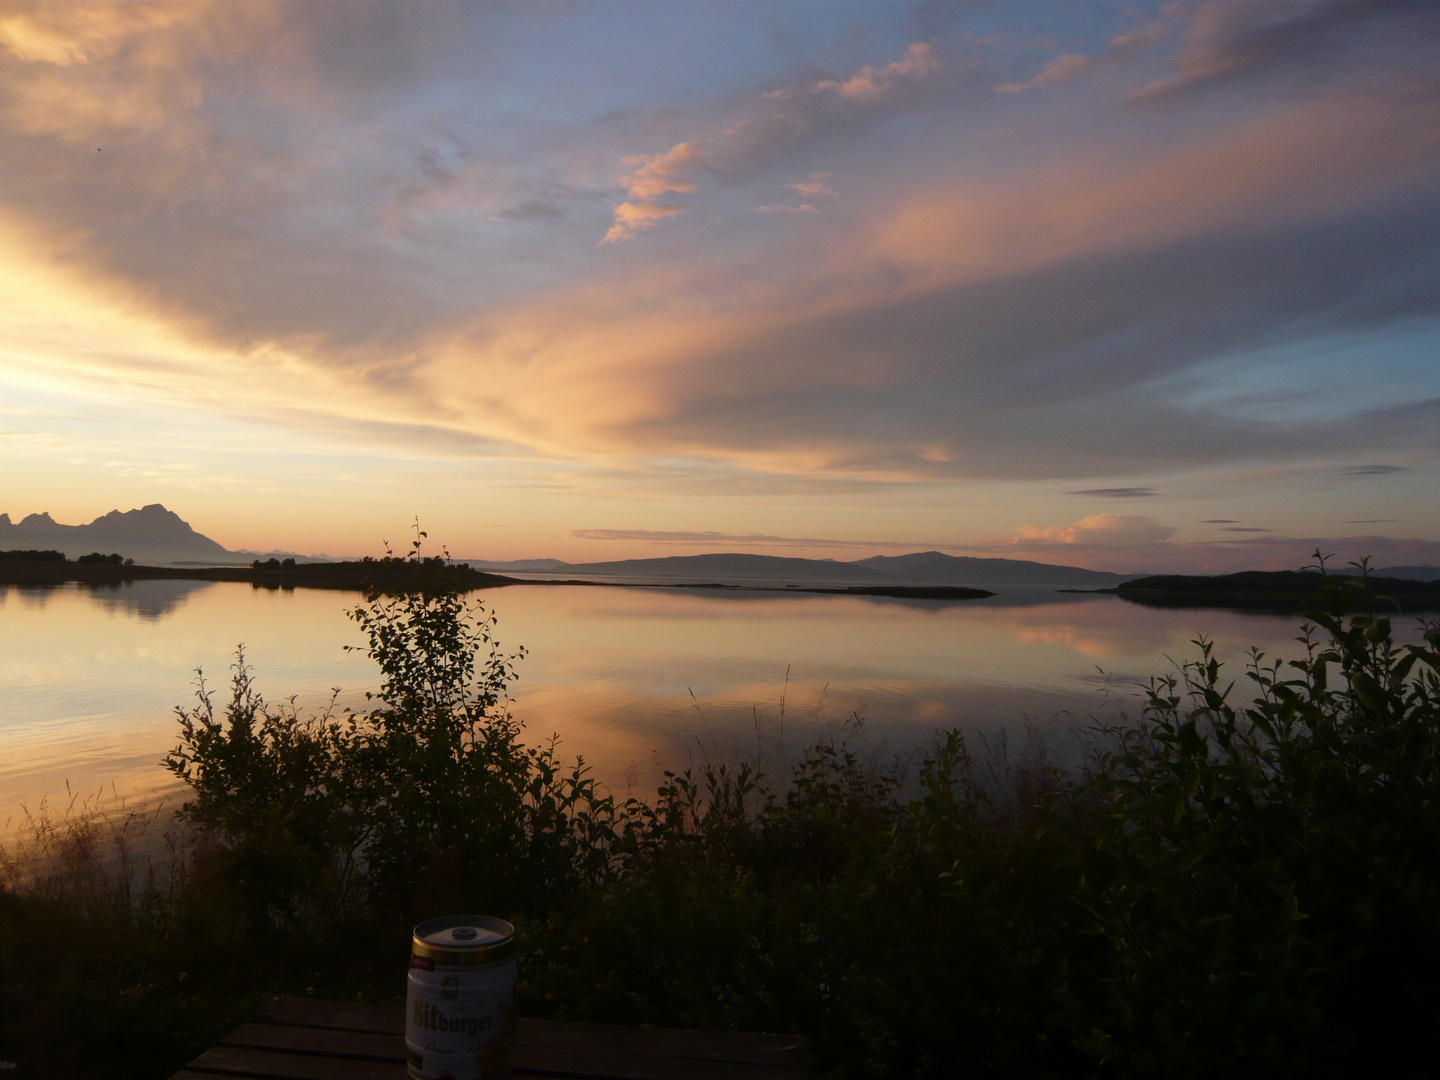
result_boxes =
[183,998,808,1080]
[515,1044,805,1080]
[205,1026,804,1080]
[519,1018,807,1066]
[181,1044,401,1080]
[251,997,405,1035]
[253,998,805,1065]
[220,1022,405,1062]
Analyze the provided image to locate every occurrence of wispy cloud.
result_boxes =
[1069,487,1158,498]
[1343,464,1408,476]
[755,203,818,215]
[571,528,940,551]
[806,41,939,102]
[603,42,939,241]
[997,53,1092,94]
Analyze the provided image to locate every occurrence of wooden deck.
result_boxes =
[171,997,809,1079]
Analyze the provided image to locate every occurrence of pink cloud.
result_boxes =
[600,201,688,244]
[603,44,937,242]
[1016,513,1177,547]
[754,203,818,215]
[812,42,939,101]
[996,53,1092,94]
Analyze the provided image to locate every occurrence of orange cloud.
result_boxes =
[601,201,688,243]
[1016,514,1176,547]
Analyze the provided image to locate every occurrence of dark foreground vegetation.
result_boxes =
[3,549,1439,1078]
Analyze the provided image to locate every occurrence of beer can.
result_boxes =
[406,915,518,1080]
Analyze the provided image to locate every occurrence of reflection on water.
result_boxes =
[2,580,1428,824]
[9,579,215,621]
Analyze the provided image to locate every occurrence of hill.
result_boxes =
[468,550,1134,588]
[853,551,1130,587]
[0,504,232,565]
[1116,570,1440,612]
[1373,564,1440,582]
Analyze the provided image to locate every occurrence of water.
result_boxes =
[2,579,1418,824]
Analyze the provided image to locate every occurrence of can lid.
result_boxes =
[412,915,515,966]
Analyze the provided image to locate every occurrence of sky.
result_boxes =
[0,0,1437,573]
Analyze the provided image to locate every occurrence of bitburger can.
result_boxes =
[406,915,518,1080]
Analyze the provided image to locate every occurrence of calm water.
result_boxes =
[3,580,1421,824]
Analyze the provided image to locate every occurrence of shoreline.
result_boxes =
[0,560,995,603]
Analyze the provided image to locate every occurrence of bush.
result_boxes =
[165,536,621,921]
[1054,603,1440,1075]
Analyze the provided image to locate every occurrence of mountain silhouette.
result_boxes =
[470,550,1133,588]
[0,504,231,565]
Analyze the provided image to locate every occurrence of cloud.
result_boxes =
[489,198,565,223]
[603,42,940,241]
[1343,463,1408,475]
[1016,514,1177,547]
[1222,526,1273,532]
[571,528,936,550]
[995,16,1168,95]
[1131,0,1439,100]
[997,53,1093,94]
[601,200,688,243]
[1069,487,1158,498]
[753,172,837,216]
[788,174,838,200]
[809,41,939,102]
[755,203,818,215]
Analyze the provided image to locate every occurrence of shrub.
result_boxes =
[165,535,622,922]
[1051,577,1440,1075]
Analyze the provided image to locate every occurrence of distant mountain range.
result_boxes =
[0,504,311,566]
[0,504,231,565]
[469,550,1138,588]
[7,505,1435,587]
[470,552,1440,588]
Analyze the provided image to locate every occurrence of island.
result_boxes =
[1113,570,1440,613]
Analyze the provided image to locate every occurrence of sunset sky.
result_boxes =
[1,0,1437,573]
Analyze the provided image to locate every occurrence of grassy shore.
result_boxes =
[4,557,1439,1078]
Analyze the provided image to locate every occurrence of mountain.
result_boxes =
[1372,565,1440,583]
[0,504,233,565]
[854,551,1131,587]
[468,550,1134,588]
[547,553,877,583]
[466,557,571,573]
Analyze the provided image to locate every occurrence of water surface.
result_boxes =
[2,580,1411,823]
